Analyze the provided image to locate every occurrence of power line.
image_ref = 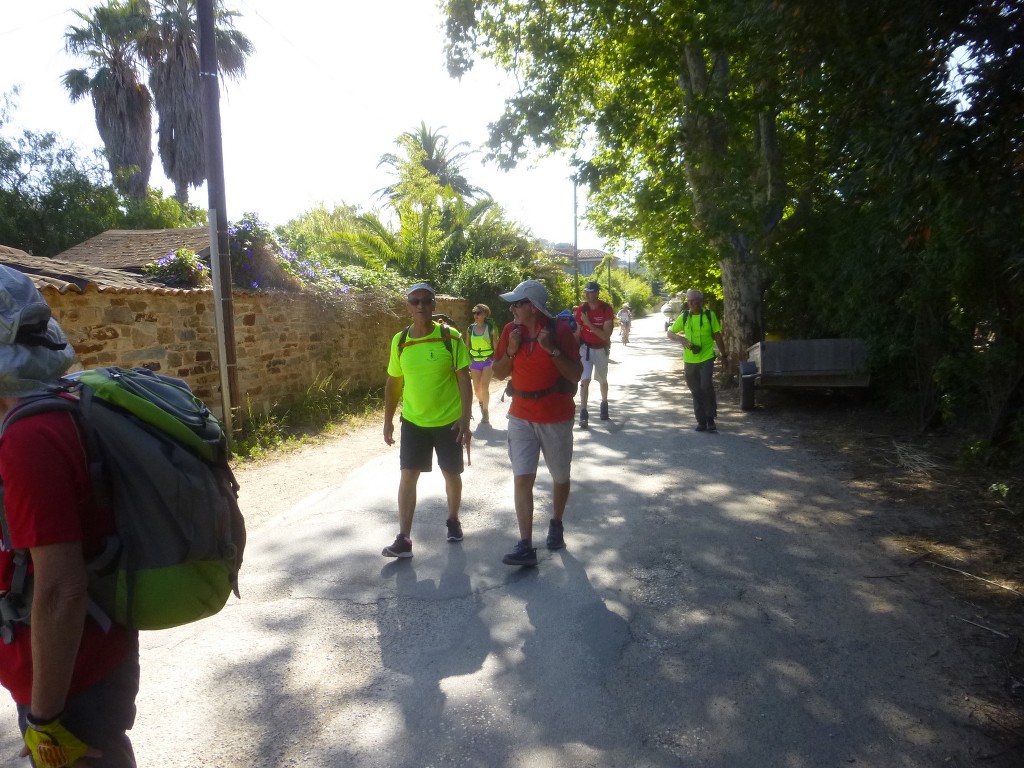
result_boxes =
[232,0,346,91]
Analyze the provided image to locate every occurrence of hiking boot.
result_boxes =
[446,518,464,542]
[579,408,589,428]
[600,401,609,420]
[382,534,413,558]
[695,422,708,432]
[502,539,538,566]
[480,409,489,425]
[546,519,565,550]
[706,419,717,433]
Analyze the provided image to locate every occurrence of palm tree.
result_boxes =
[141,0,253,204]
[63,0,153,200]
[378,123,484,202]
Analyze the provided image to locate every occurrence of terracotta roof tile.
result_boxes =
[551,246,610,261]
[0,245,199,294]
[53,228,210,273]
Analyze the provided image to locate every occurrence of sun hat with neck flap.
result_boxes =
[0,265,76,398]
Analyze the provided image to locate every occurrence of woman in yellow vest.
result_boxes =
[466,303,498,423]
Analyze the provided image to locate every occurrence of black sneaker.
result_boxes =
[446,518,464,542]
[706,419,717,433]
[382,534,413,558]
[600,401,609,420]
[695,422,708,432]
[579,408,589,428]
[546,520,565,550]
[502,539,538,566]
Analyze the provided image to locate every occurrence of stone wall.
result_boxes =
[42,287,469,417]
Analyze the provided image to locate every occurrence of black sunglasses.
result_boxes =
[472,310,483,315]
[510,299,532,308]
[408,297,435,307]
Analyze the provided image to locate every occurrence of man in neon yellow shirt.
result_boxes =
[667,289,729,432]
[382,283,473,558]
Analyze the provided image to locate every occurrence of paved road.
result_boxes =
[1,314,1008,766]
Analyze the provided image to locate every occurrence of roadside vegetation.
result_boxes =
[2,2,1020,497]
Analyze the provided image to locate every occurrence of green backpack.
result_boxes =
[0,367,245,639]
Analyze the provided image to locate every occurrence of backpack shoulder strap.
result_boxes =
[439,322,453,354]
[397,325,411,358]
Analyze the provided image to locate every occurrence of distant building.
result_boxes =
[550,243,617,277]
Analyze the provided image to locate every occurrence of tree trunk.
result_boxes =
[677,43,780,384]
[174,181,189,206]
[719,235,765,384]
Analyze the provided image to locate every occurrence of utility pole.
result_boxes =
[572,178,580,303]
[198,0,240,436]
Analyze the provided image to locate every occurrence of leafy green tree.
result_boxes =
[444,1,790,365]
[141,0,254,204]
[1,99,203,256]
[63,0,154,200]
[378,122,483,202]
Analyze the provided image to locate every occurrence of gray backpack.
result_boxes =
[0,367,245,640]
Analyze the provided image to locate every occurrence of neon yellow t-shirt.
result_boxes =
[669,309,721,364]
[387,323,470,427]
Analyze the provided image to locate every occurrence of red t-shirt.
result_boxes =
[575,301,614,347]
[0,410,134,705]
[496,320,580,423]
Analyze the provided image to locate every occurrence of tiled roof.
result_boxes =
[0,245,197,294]
[552,247,611,261]
[53,227,209,273]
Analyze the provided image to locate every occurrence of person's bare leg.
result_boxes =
[552,480,571,522]
[397,469,420,536]
[479,367,493,418]
[513,474,536,542]
[442,470,462,522]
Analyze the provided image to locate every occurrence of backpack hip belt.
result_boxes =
[505,378,575,400]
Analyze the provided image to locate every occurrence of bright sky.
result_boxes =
[0,0,604,249]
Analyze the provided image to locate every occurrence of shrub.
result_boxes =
[142,248,210,287]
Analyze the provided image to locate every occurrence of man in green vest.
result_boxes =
[667,289,729,432]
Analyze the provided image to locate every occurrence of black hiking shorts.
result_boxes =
[399,417,464,474]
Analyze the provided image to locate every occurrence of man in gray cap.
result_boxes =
[492,279,582,566]
[0,265,140,766]
[382,282,473,558]
[667,288,728,432]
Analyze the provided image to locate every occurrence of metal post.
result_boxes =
[198,0,239,437]
[573,179,580,303]
[208,213,233,432]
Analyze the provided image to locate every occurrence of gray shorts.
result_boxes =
[579,344,609,384]
[506,415,574,483]
[18,646,140,767]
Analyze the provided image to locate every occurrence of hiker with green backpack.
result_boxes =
[466,303,499,424]
[382,283,473,559]
[0,266,137,767]
[0,265,244,767]
[667,288,729,433]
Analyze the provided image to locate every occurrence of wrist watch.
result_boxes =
[548,348,562,358]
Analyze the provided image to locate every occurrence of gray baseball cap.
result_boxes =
[0,265,76,397]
